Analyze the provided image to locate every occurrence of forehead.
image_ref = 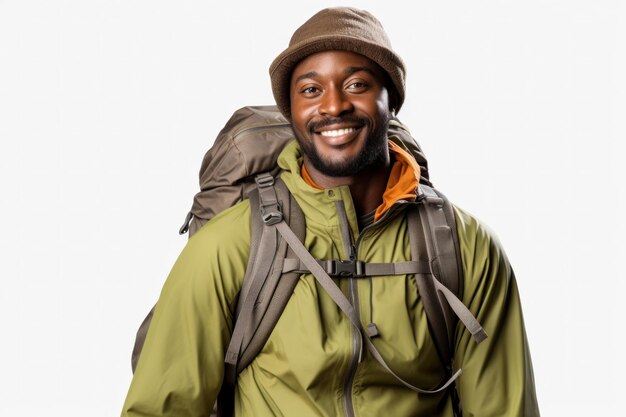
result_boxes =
[290,50,386,83]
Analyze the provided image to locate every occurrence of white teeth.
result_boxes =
[319,128,356,137]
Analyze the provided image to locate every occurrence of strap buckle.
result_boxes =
[417,187,444,208]
[255,173,275,188]
[255,173,283,225]
[325,259,365,277]
[261,203,283,225]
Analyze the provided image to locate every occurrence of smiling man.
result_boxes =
[289,50,393,216]
[122,7,539,417]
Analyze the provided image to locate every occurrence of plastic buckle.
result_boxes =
[255,174,275,188]
[426,196,444,208]
[325,259,365,277]
[261,203,283,225]
[417,189,443,208]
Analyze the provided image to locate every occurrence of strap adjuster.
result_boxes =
[417,188,444,208]
[255,173,275,188]
[261,203,283,225]
[325,259,365,277]
[255,173,283,225]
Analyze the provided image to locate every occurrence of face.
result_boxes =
[289,50,392,178]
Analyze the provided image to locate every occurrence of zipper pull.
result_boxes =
[366,323,379,337]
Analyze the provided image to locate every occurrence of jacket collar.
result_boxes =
[279,140,420,224]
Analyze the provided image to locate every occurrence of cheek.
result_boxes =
[291,101,316,133]
[291,114,308,137]
[375,90,391,116]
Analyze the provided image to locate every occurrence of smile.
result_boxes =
[319,128,356,137]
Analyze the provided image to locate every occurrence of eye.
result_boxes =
[346,81,368,92]
[301,86,321,96]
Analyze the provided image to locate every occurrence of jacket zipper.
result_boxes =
[354,201,412,251]
[341,201,412,417]
[342,275,361,417]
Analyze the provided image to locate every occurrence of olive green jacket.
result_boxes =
[122,141,539,417]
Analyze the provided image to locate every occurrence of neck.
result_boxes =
[302,153,392,216]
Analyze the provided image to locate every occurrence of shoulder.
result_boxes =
[452,205,509,267]
[162,199,253,306]
[452,205,514,303]
[188,198,252,251]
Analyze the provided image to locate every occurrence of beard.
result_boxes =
[292,114,390,177]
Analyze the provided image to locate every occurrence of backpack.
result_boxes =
[131,105,486,417]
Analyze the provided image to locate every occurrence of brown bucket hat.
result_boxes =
[269,7,406,118]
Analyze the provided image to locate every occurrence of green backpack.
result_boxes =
[131,105,486,417]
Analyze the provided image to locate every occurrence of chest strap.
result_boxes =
[282,258,431,277]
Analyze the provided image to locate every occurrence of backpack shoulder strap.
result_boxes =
[409,184,488,366]
[237,175,306,370]
[235,187,270,319]
[409,185,469,417]
[224,173,305,382]
[407,203,454,370]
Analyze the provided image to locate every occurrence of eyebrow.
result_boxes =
[293,66,376,84]
[294,71,319,84]
[344,66,375,76]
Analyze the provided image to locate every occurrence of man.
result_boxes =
[122,7,539,417]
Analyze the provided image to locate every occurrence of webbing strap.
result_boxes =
[224,174,282,382]
[415,187,487,345]
[274,220,462,395]
[236,191,270,317]
[224,222,278,381]
[433,279,487,343]
[234,179,306,375]
[281,258,431,276]
[408,208,452,368]
[418,186,460,298]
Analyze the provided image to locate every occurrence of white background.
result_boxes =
[1,1,624,415]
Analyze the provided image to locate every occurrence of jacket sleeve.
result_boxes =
[121,201,251,417]
[452,207,540,417]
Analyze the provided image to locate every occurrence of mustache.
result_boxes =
[307,115,368,133]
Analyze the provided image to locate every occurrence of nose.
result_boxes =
[318,86,354,117]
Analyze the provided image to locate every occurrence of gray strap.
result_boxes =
[282,258,430,276]
[365,262,429,275]
[433,279,487,343]
[235,179,306,374]
[408,208,452,367]
[225,175,282,381]
[419,186,461,297]
[414,191,487,345]
[236,190,268,316]
[224,222,277,377]
[274,220,462,395]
